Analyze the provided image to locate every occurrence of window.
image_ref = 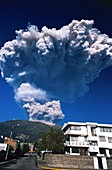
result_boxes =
[91,127,96,136]
[65,135,69,141]
[109,149,112,156]
[89,141,98,146]
[65,147,70,153]
[71,126,81,130]
[72,147,79,153]
[108,137,112,143]
[100,148,106,155]
[100,127,112,132]
[99,136,106,142]
[71,136,78,141]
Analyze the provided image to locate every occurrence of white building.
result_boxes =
[62,122,112,157]
[0,143,7,151]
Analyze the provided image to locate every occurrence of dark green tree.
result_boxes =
[22,143,30,154]
[15,143,23,157]
[34,133,47,153]
[34,128,64,154]
[46,128,64,154]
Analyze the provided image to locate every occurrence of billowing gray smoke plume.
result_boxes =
[0,20,112,124]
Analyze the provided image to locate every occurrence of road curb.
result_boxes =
[0,159,17,166]
[39,165,80,170]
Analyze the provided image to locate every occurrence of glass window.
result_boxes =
[91,127,96,136]
[100,127,112,132]
[71,126,81,130]
[100,148,106,155]
[99,136,106,142]
[100,128,103,132]
[108,137,112,143]
[72,147,79,153]
[90,141,98,146]
[65,135,69,141]
[71,136,78,141]
[65,147,70,153]
[109,149,112,156]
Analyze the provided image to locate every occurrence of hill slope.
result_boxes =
[0,120,61,143]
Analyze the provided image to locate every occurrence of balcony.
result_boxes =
[64,141,89,147]
[64,129,87,136]
[87,136,98,141]
[88,146,99,152]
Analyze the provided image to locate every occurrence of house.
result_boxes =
[4,137,18,150]
[62,122,112,157]
[0,135,7,151]
[0,143,7,151]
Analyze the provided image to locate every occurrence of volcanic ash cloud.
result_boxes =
[0,20,112,124]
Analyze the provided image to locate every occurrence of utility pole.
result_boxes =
[5,124,19,161]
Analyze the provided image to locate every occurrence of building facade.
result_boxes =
[4,137,18,150]
[62,122,112,157]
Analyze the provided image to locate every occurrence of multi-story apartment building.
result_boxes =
[62,122,112,157]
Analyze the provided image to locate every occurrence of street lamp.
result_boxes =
[5,124,19,160]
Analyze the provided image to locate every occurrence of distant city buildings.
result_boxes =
[62,122,112,157]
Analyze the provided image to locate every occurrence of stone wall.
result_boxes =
[107,158,112,169]
[45,154,94,169]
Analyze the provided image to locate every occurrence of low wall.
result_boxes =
[45,154,94,169]
[107,158,112,169]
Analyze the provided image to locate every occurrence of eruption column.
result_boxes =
[0,20,112,124]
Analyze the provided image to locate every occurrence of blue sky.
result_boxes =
[0,0,112,125]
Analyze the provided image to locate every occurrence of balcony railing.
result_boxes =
[64,141,89,146]
[64,130,87,136]
[87,136,98,141]
[88,146,99,152]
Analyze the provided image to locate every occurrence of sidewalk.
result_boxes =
[0,159,16,166]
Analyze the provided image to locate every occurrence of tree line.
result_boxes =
[34,128,64,154]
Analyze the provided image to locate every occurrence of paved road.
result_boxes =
[0,157,42,170]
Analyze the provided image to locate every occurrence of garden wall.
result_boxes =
[45,154,94,169]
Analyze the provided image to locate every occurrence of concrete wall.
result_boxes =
[107,158,112,169]
[45,154,94,169]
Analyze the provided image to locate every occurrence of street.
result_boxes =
[0,157,42,170]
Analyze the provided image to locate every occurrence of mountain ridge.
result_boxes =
[0,120,61,143]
